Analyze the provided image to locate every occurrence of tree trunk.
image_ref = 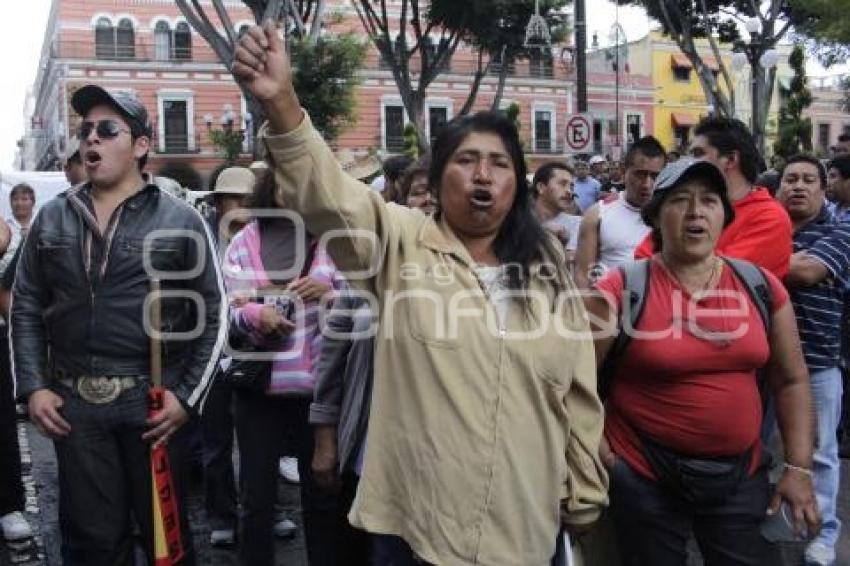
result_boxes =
[490,54,510,112]
[459,48,490,116]
[404,90,428,154]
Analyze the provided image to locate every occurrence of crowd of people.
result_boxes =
[0,20,849,566]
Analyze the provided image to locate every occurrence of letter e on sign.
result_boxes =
[566,114,592,153]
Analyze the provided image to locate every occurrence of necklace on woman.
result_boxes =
[663,256,733,348]
[660,255,721,296]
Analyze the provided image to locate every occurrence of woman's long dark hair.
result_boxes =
[429,111,565,296]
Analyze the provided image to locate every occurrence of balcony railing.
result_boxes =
[150,131,256,156]
[385,135,405,153]
[529,140,567,155]
[367,53,568,80]
[59,40,219,64]
[61,39,571,80]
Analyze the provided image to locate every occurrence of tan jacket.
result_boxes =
[263,114,607,566]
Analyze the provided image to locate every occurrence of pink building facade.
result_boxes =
[23,0,585,184]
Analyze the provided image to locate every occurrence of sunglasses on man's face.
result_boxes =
[77,119,131,141]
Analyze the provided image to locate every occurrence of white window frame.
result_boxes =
[623,111,645,147]
[425,98,453,142]
[234,20,255,36]
[380,96,409,152]
[817,122,832,152]
[90,13,114,27]
[114,13,140,29]
[240,94,253,153]
[149,16,172,32]
[532,102,556,154]
[156,90,196,152]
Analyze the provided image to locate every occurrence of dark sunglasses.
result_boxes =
[77,119,131,141]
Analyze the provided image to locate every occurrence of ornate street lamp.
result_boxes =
[732,17,779,155]
[524,0,552,49]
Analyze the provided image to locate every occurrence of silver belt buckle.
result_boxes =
[76,376,124,404]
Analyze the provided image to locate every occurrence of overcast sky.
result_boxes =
[0,1,846,170]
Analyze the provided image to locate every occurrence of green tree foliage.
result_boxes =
[290,33,367,141]
[352,0,568,151]
[773,45,813,158]
[615,0,765,119]
[209,128,246,164]
[429,0,570,114]
[785,0,850,66]
[402,123,421,159]
[178,1,365,155]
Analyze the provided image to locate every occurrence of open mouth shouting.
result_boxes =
[684,224,708,238]
[470,188,494,210]
[84,150,103,170]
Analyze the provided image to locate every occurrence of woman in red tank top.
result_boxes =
[584,159,819,566]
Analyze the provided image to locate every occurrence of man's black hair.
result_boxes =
[623,136,666,169]
[782,154,827,190]
[829,154,850,180]
[693,116,763,184]
[429,111,566,297]
[531,162,573,197]
[382,155,415,182]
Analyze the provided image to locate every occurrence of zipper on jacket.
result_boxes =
[472,268,507,340]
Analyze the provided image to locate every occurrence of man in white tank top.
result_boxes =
[574,136,667,288]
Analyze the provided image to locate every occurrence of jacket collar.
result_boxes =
[416,214,560,283]
[417,215,477,268]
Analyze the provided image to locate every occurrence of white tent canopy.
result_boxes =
[0,170,68,221]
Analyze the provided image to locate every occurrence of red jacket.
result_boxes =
[634,187,791,279]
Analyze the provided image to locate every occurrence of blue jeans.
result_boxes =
[810,367,843,549]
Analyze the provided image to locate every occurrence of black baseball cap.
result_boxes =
[71,85,152,137]
[642,157,734,227]
[652,157,727,197]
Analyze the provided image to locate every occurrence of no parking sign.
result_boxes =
[565,114,592,154]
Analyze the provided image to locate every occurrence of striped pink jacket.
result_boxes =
[223,221,337,395]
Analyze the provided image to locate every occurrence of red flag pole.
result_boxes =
[149,279,185,565]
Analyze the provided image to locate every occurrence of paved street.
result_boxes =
[2,417,850,566]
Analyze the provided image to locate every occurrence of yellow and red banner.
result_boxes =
[149,386,184,566]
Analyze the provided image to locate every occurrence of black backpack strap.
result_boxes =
[598,259,651,398]
[723,257,772,333]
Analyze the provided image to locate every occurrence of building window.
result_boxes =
[173,22,192,61]
[818,123,831,153]
[154,21,171,61]
[490,50,516,76]
[116,18,135,59]
[428,106,449,146]
[593,119,604,154]
[673,66,691,82]
[626,114,642,146]
[674,126,691,149]
[384,105,405,152]
[95,17,115,59]
[163,100,189,152]
[95,17,136,59]
[534,109,553,153]
[422,36,451,72]
[529,51,554,78]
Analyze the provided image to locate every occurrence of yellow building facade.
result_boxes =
[626,32,731,151]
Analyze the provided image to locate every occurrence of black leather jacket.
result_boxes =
[11,180,226,414]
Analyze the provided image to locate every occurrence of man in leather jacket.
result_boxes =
[10,84,225,565]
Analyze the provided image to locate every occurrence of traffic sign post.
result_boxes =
[565,114,592,154]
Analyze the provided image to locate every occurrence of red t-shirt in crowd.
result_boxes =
[594,256,789,480]
[634,187,792,279]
